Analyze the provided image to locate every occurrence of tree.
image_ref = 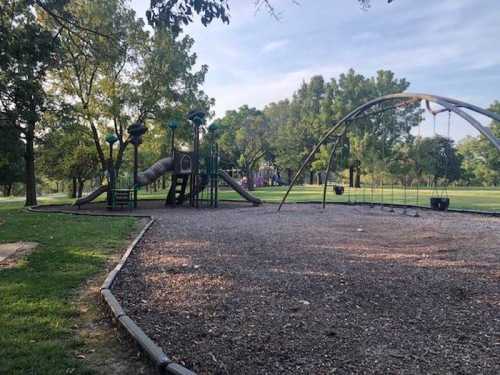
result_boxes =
[0,0,61,205]
[264,99,303,182]
[413,136,462,186]
[331,70,420,183]
[457,102,500,186]
[147,1,395,31]
[264,69,420,185]
[38,112,99,198]
[0,125,24,196]
[47,0,212,190]
[217,106,270,190]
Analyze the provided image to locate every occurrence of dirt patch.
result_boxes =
[68,217,155,375]
[112,204,500,374]
[0,242,39,268]
[71,276,155,375]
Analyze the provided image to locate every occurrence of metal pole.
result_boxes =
[215,143,219,208]
[107,144,114,208]
[209,142,214,207]
[171,127,175,156]
[278,92,500,211]
[133,142,138,208]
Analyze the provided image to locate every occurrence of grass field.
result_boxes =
[1,185,498,212]
[135,185,500,212]
[0,184,497,373]
[0,202,135,374]
[219,185,500,212]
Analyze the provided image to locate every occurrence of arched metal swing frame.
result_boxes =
[278,93,500,211]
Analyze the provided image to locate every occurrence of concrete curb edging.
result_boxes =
[290,200,500,217]
[26,206,197,375]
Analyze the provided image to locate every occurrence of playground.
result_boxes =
[3,2,500,374]
[108,203,499,374]
[2,93,499,374]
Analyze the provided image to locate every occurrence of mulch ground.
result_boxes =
[112,204,500,374]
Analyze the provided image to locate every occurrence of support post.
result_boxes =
[188,111,205,209]
[105,133,118,209]
[215,143,219,208]
[133,142,138,209]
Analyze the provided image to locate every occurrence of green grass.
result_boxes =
[0,184,497,372]
[0,202,135,375]
[4,184,498,212]
[137,185,500,212]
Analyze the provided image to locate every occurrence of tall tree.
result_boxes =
[0,0,61,205]
[457,101,500,186]
[38,112,99,198]
[0,124,24,196]
[413,136,462,186]
[217,106,270,190]
[146,0,395,31]
[47,0,212,189]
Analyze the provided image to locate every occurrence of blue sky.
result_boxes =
[130,0,500,140]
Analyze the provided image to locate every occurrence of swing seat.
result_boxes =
[334,185,345,195]
[430,197,449,211]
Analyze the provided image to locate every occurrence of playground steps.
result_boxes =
[166,174,189,205]
[112,189,134,209]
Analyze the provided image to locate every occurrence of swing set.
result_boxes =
[278,93,500,213]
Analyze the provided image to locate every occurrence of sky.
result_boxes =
[130,0,500,141]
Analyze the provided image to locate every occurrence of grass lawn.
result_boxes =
[0,183,497,373]
[2,184,497,213]
[137,185,500,212]
[223,185,500,212]
[0,202,136,374]
[8,184,497,213]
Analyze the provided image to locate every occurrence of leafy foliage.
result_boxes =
[146,0,395,32]
[38,112,99,196]
[147,0,230,34]
[413,136,462,184]
[0,0,62,204]
[45,0,212,184]
[217,106,270,189]
[457,102,500,186]
[0,125,24,195]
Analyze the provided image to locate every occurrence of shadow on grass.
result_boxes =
[0,204,135,375]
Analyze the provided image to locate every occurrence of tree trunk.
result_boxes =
[246,170,254,191]
[24,124,37,206]
[71,177,77,198]
[287,168,292,184]
[309,171,314,185]
[318,173,322,185]
[5,184,12,196]
[355,167,361,188]
[77,178,84,198]
[349,166,354,187]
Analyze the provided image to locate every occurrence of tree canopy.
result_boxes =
[146,0,395,31]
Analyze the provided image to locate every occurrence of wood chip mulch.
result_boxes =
[112,204,500,374]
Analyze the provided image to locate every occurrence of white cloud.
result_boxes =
[261,39,289,53]
[207,64,347,117]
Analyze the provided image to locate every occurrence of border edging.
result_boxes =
[26,205,197,375]
[99,219,196,375]
[289,200,500,217]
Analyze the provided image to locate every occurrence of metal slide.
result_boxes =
[218,170,262,205]
[74,157,175,206]
[74,185,108,207]
[136,157,174,187]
